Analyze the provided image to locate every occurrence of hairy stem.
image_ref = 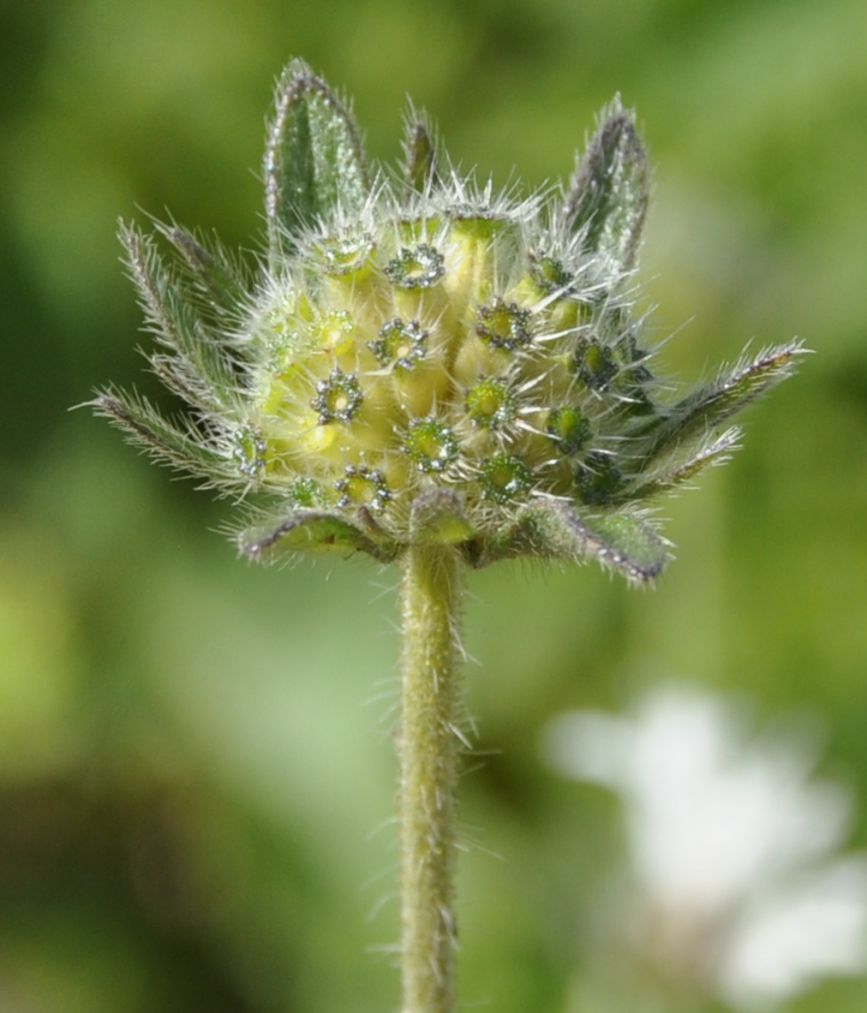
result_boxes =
[399,544,463,1013]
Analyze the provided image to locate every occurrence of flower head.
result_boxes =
[544,688,867,1009]
[94,60,804,582]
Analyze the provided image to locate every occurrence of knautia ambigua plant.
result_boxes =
[93,59,804,1012]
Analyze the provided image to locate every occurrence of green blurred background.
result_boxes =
[1,1,866,1009]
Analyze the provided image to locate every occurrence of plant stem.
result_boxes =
[399,543,463,1013]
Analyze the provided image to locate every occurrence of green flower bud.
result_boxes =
[475,299,533,352]
[94,62,804,584]
[480,453,532,504]
[370,318,428,372]
[290,475,325,508]
[465,378,517,430]
[233,425,267,480]
[575,340,617,391]
[529,252,571,294]
[311,368,363,424]
[547,407,591,454]
[576,452,622,505]
[385,244,445,289]
[335,464,391,512]
[317,231,374,277]
[404,418,459,474]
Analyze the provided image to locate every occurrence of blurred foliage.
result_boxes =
[1,0,866,1009]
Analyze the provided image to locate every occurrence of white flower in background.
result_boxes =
[543,687,867,1010]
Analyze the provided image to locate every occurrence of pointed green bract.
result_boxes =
[582,511,669,583]
[156,223,250,317]
[92,390,240,489]
[564,98,649,276]
[466,501,667,583]
[120,222,239,413]
[529,503,668,584]
[626,428,741,502]
[637,341,806,467]
[238,510,398,563]
[402,117,438,192]
[264,59,370,260]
